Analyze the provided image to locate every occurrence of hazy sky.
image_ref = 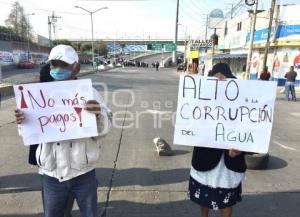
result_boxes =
[0,0,295,40]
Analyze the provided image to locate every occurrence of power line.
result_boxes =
[178,7,206,34]
[188,0,208,14]
[179,6,205,24]
[0,0,86,16]
[181,0,206,18]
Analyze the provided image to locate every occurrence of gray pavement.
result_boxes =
[0,64,95,85]
[0,67,300,217]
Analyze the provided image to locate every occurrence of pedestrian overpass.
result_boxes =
[69,38,186,52]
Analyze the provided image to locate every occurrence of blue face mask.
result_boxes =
[50,68,72,81]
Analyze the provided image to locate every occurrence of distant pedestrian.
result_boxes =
[285,65,297,101]
[259,66,271,81]
[155,61,159,71]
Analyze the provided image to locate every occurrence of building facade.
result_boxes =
[204,3,300,86]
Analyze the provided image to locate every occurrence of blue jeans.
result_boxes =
[43,170,98,217]
[285,81,296,100]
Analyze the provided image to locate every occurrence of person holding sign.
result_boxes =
[188,63,246,217]
[15,45,112,217]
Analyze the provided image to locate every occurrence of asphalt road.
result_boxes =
[1,64,93,83]
[0,67,299,217]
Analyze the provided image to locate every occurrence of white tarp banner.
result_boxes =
[173,75,277,154]
[14,79,98,145]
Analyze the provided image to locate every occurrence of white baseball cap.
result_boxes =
[47,44,79,64]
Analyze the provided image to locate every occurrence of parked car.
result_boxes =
[17,61,34,69]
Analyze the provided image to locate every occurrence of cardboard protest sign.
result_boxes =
[173,75,277,154]
[14,79,98,145]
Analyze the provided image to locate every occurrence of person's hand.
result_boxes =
[14,109,25,124]
[84,100,101,115]
[229,149,241,158]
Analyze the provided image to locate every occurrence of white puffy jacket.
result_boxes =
[36,88,112,182]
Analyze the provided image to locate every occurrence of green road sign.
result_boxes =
[147,43,162,51]
[165,43,177,52]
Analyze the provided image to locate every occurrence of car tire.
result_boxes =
[245,153,269,170]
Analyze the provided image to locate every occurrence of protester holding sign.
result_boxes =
[14,45,112,217]
[26,63,75,217]
[188,63,246,217]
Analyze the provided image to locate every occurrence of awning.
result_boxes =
[213,53,247,59]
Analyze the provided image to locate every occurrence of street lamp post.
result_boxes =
[26,13,34,62]
[178,23,187,63]
[133,35,141,60]
[246,0,258,79]
[172,0,180,65]
[75,6,108,68]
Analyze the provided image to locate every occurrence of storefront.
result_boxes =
[212,53,247,76]
[271,45,300,86]
[186,50,200,73]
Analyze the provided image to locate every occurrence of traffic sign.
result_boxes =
[165,43,177,52]
[147,43,162,51]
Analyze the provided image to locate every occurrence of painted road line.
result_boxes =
[273,140,297,151]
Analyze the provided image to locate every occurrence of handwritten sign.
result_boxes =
[14,79,98,145]
[173,75,277,154]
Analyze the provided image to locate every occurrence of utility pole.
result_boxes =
[262,0,276,69]
[205,15,209,42]
[246,0,259,79]
[52,12,61,41]
[205,14,209,53]
[228,3,234,19]
[172,0,179,65]
[211,28,216,65]
[184,25,187,63]
[48,16,52,46]
[161,43,164,67]
[48,12,61,47]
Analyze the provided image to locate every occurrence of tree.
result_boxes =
[0,25,23,41]
[5,1,33,40]
[80,43,92,54]
[80,41,108,56]
[52,39,72,47]
[94,40,108,56]
[71,41,82,52]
